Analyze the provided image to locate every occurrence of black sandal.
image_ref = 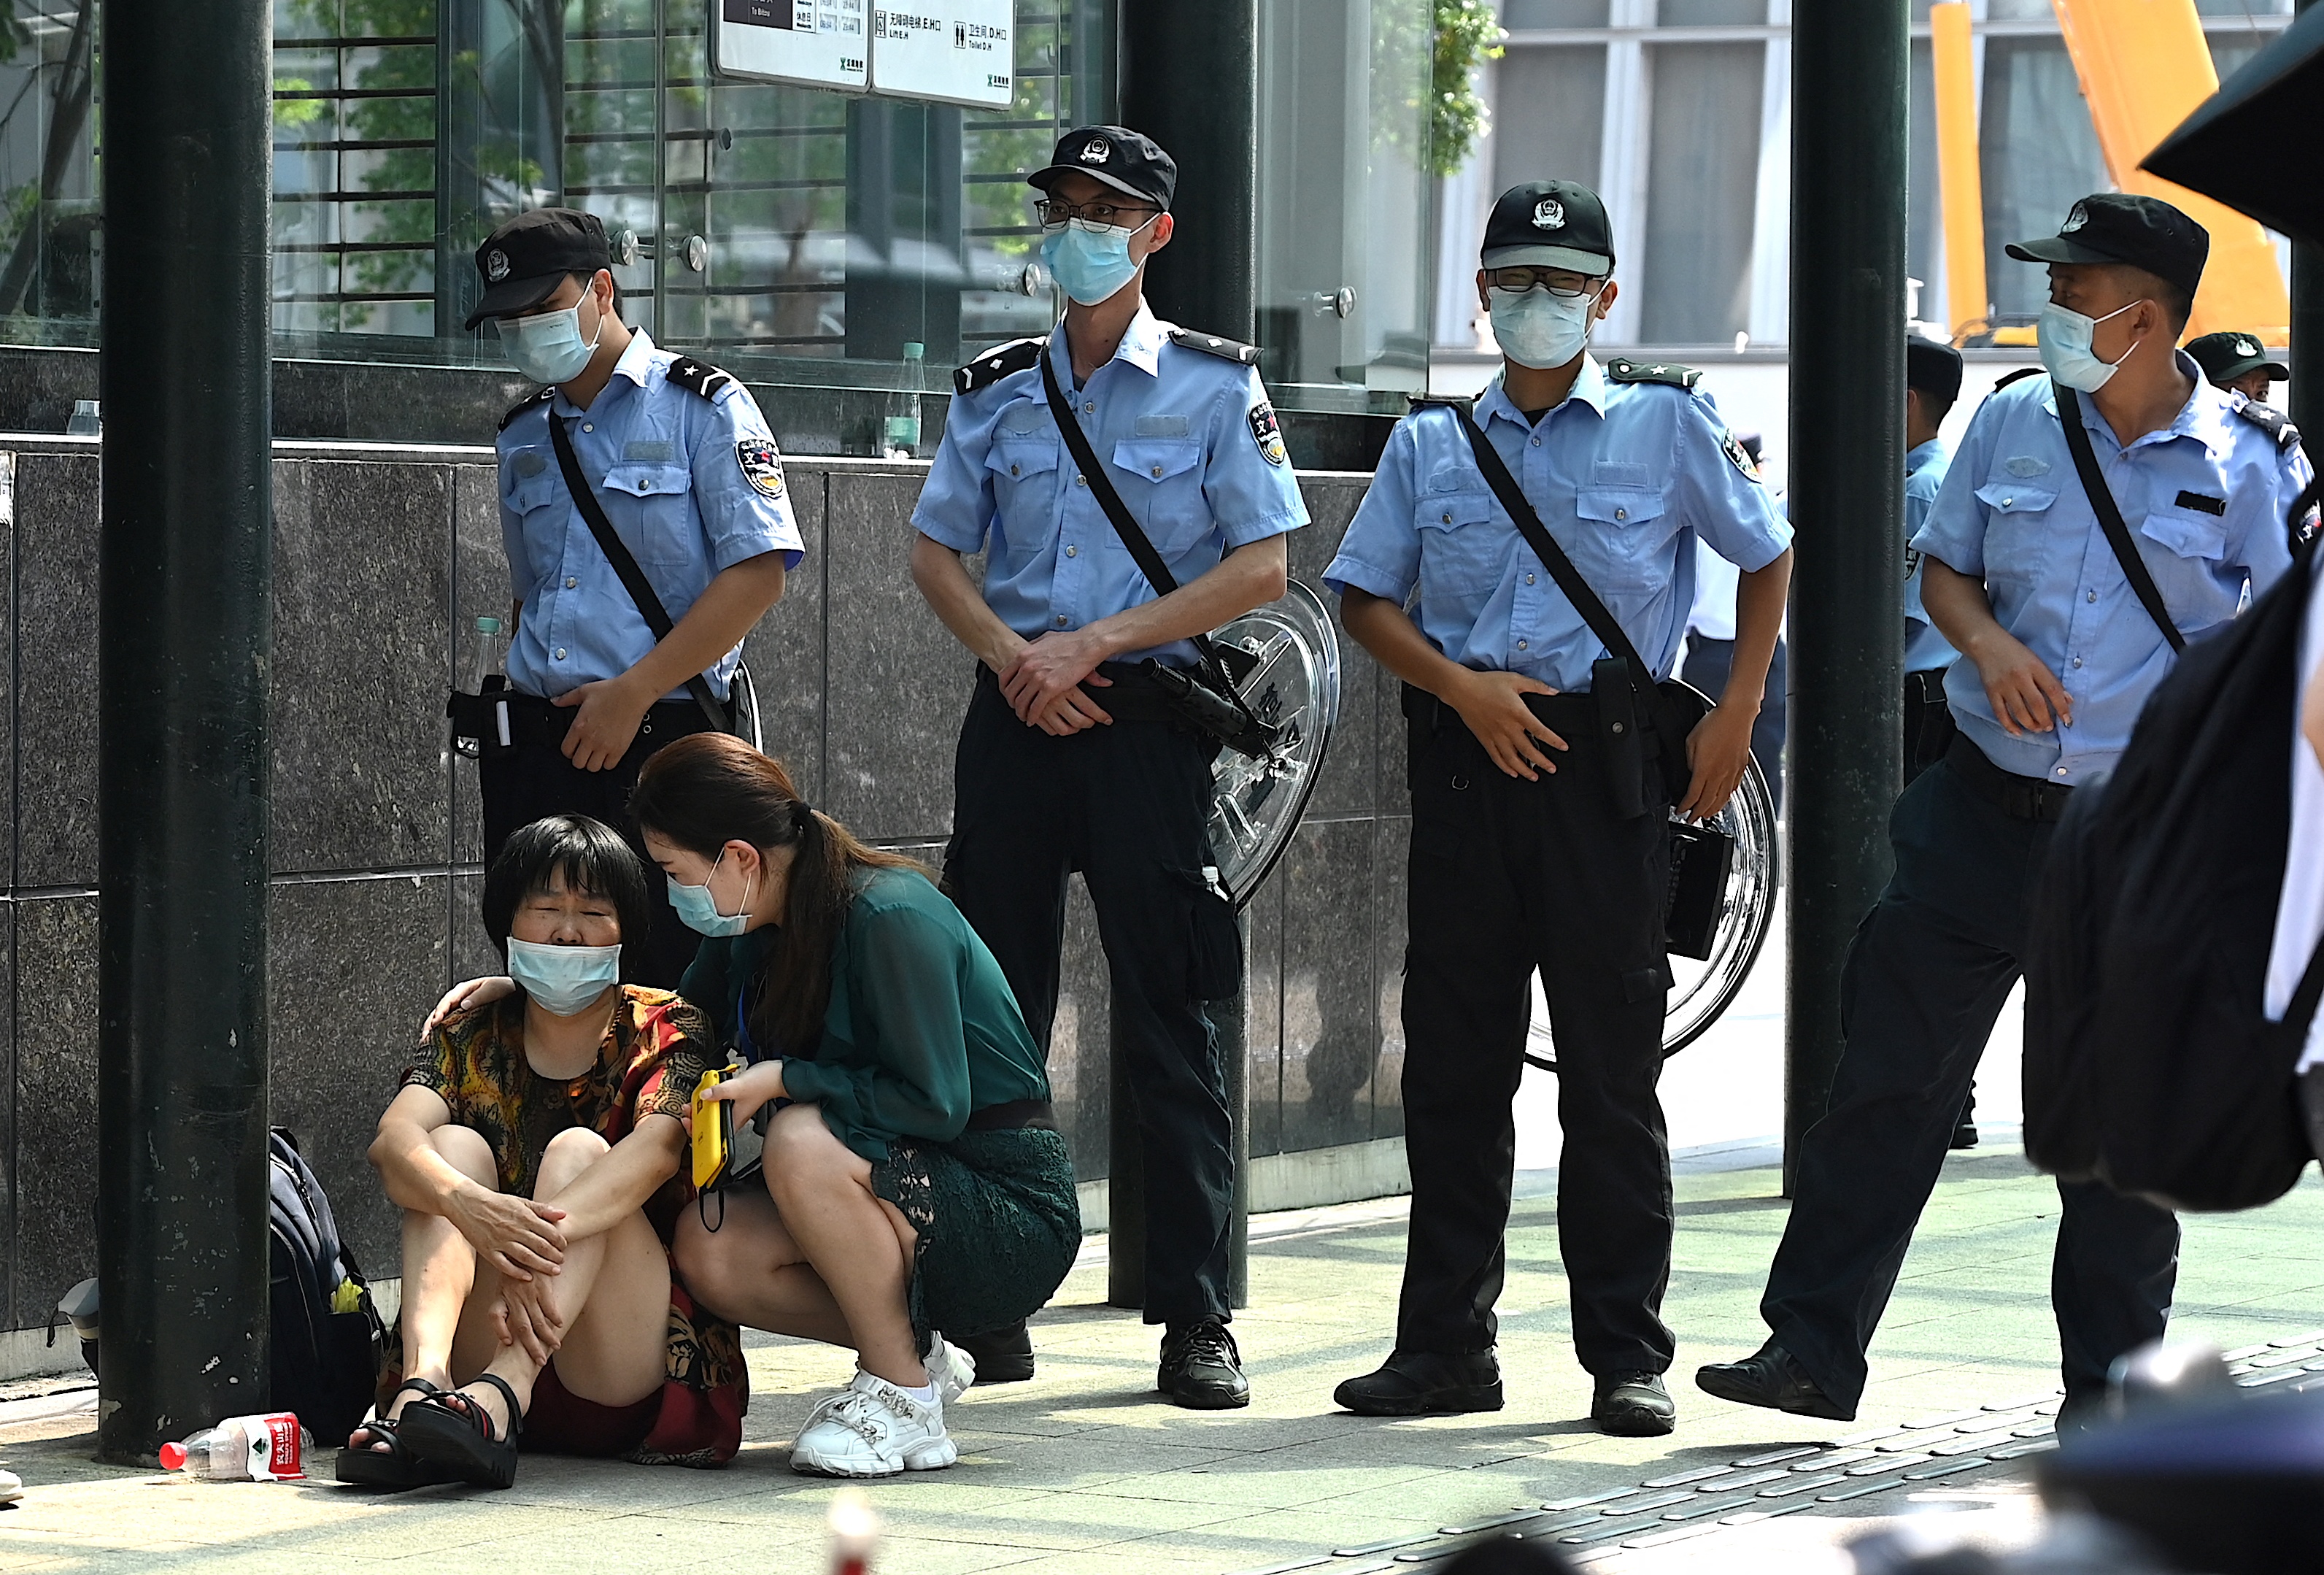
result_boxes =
[398,1372,525,1490]
[334,1379,460,1489]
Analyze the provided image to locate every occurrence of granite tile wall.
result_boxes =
[0,444,1405,1332]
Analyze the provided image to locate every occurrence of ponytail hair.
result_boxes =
[628,733,925,1058]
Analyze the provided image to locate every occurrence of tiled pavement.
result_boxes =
[2,1141,2319,1573]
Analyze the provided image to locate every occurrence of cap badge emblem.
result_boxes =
[1532,197,1565,230]
[2061,201,2090,234]
[1079,136,1111,163]
[485,249,510,283]
[2239,336,2260,355]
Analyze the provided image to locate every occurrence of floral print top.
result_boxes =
[402,985,714,1198]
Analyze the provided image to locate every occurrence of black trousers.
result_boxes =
[1680,634,1787,815]
[1397,692,1678,1375]
[1761,755,2180,1412]
[942,670,1233,1325]
[478,698,719,990]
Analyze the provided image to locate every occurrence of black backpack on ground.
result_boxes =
[2023,535,2317,1212]
[269,1128,385,1440]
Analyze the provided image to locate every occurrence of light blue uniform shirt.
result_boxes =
[1324,358,1791,693]
[1912,360,2306,785]
[911,307,1310,665]
[1904,437,1959,673]
[497,328,803,701]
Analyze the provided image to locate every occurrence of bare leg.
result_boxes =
[355,1125,497,1450]
[673,1105,922,1383]
[439,1128,669,1437]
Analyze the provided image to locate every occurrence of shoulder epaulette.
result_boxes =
[1605,358,1702,390]
[1405,393,1471,410]
[665,356,739,402]
[2234,397,2301,452]
[954,337,1045,395]
[498,387,552,432]
[1992,366,2045,392]
[1165,328,1262,367]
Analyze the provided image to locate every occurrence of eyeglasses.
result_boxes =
[1036,198,1159,231]
[1486,266,1607,299]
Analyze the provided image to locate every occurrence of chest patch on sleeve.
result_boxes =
[1248,401,1287,466]
[736,437,786,501]
[1721,428,1761,480]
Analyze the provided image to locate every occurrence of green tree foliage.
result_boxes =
[1428,0,1502,179]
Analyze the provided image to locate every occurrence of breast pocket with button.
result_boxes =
[1414,486,1507,617]
[598,461,698,569]
[986,436,1063,562]
[1107,438,1208,553]
[2134,496,2231,612]
[502,458,563,582]
[1972,481,2059,590]
[1572,486,1671,590]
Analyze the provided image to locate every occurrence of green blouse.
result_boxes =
[678,865,1051,1160]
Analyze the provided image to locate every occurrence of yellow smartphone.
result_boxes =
[690,1066,734,1193]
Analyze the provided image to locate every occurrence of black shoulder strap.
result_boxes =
[664,356,738,402]
[2235,397,2298,451]
[2055,383,2186,653]
[1036,351,1259,691]
[1165,328,1262,366]
[955,337,1046,395]
[1445,403,1659,692]
[546,416,734,733]
[500,388,552,431]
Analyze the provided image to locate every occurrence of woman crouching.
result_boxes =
[632,733,1081,1478]
[343,815,742,1489]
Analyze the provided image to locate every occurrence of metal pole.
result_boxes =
[1118,0,1259,342]
[1783,0,1908,1194]
[96,0,274,1462]
[2293,2,2324,431]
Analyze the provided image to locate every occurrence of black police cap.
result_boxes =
[1027,126,1176,211]
[2005,192,2209,302]
[1481,180,1614,276]
[2185,330,2288,385]
[1906,334,1964,403]
[467,208,613,330]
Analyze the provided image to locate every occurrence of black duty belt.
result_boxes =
[974,660,1193,727]
[1945,731,2076,823]
[449,688,710,753]
[1400,681,1602,746]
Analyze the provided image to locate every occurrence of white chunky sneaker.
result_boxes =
[924,1333,977,1405]
[789,1369,958,1478]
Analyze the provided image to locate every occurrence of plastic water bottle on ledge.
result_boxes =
[158,1413,312,1482]
[883,342,924,460]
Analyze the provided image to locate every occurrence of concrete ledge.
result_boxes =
[1074,1136,1411,1236]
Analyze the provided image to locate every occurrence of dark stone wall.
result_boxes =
[0,439,1407,1332]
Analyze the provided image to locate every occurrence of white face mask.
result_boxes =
[501,296,604,385]
[1488,286,1595,371]
[2037,298,2144,393]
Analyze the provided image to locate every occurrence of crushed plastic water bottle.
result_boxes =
[158,1412,312,1482]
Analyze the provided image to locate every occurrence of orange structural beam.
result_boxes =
[2049,0,2287,342]
[1930,4,1986,341]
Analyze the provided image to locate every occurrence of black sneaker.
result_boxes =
[955,1320,1035,1385]
[1591,1371,1676,1436]
[1158,1317,1250,1409]
[1334,1350,1505,1417]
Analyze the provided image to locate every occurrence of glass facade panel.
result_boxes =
[1979,35,2108,323]
[1494,46,1606,194]
[1503,0,1611,24]
[1657,0,1764,23]
[1640,41,1762,344]
[1254,0,1433,402]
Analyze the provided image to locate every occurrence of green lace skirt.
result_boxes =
[871,1125,1081,1350]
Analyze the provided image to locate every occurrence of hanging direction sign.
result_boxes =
[870,2,1014,109]
[716,0,868,92]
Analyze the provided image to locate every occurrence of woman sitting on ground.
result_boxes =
[641,733,1081,1477]
[343,815,743,1490]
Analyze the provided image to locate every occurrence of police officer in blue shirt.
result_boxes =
[472,209,800,986]
[910,126,1308,1408]
[1699,193,2307,1428]
[1325,180,1793,1436]
[1904,335,1964,784]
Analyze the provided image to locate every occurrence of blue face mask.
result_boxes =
[668,850,754,938]
[1040,217,1154,307]
[505,936,622,1017]
[500,299,603,385]
[2037,298,2143,393]
[1487,286,1595,371]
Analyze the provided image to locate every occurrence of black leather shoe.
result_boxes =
[1334,1350,1505,1417]
[1592,1371,1676,1436]
[1694,1341,1854,1421]
[956,1320,1035,1385]
[1159,1317,1250,1409]
[1951,1120,1980,1150]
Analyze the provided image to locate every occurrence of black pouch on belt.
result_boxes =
[1592,655,1651,821]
